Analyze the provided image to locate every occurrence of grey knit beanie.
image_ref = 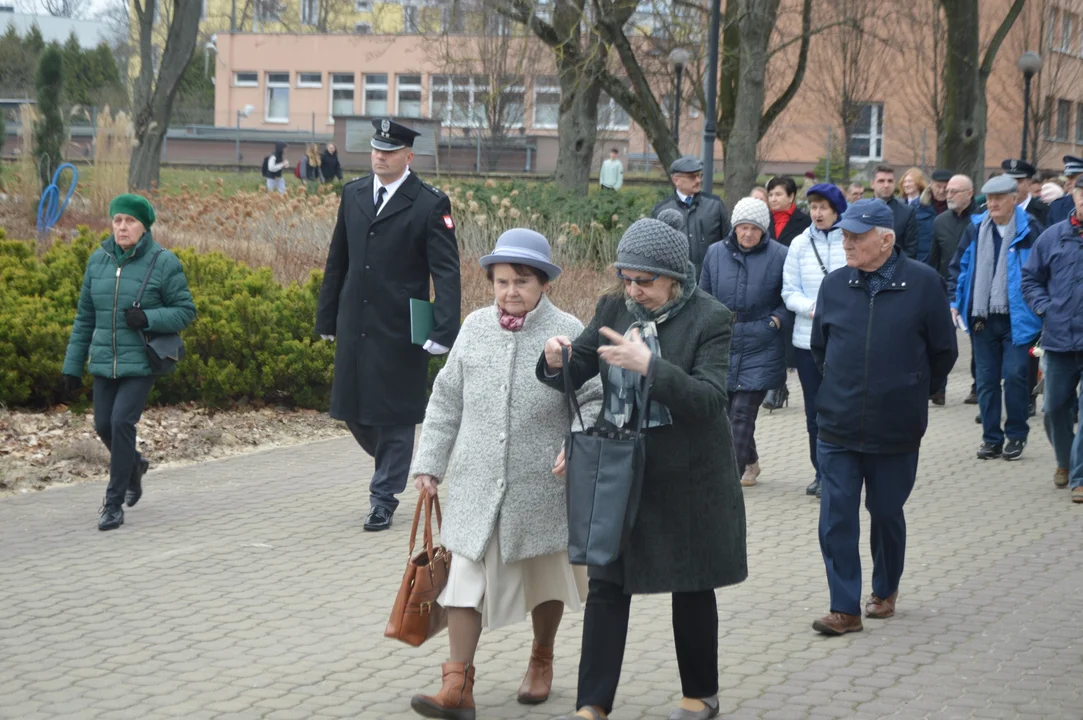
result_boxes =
[614,212,689,280]
[730,197,770,234]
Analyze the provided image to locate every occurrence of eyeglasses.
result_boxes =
[616,270,661,287]
[945,188,971,195]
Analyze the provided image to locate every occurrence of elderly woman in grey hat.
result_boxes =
[539,213,747,720]
[408,229,602,719]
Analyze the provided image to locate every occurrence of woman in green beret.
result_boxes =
[62,194,196,531]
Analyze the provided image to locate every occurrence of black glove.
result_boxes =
[124,307,149,329]
[63,375,82,397]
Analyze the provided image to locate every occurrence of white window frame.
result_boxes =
[234,71,258,87]
[598,92,630,131]
[531,76,559,130]
[297,72,322,88]
[497,79,526,130]
[396,74,424,118]
[301,0,318,26]
[364,74,390,116]
[848,102,884,162]
[329,73,355,124]
[430,75,490,128]
[1062,13,1075,53]
[265,72,290,124]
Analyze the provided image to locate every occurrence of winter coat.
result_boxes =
[699,234,790,392]
[266,142,287,179]
[652,192,732,280]
[949,206,1042,347]
[782,224,847,350]
[1021,217,1083,353]
[914,186,942,264]
[928,200,977,279]
[1046,194,1074,227]
[811,252,958,454]
[315,171,461,426]
[320,150,343,182]
[536,290,747,595]
[299,156,321,182]
[63,233,196,379]
[409,297,603,564]
[769,206,812,248]
[1024,197,1049,231]
[885,196,919,259]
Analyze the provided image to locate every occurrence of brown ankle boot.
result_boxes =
[410,662,476,720]
[517,641,554,704]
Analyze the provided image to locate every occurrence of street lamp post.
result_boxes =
[701,0,722,194]
[1017,51,1042,162]
[668,48,691,148]
[235,104,254,167]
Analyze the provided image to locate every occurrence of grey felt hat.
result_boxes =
[669,156,704,174]
[614,213,689,280]
[982,174,1019,196]
[479,228,562,280]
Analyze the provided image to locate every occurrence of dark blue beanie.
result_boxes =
[806,183,847,216]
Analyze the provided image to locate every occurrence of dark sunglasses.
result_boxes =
[616,270,661,287]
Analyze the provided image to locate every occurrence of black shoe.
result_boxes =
[1003,438,1026,461]
[1028,399,1037,418]
[975,414,982,424]
[816,483,822,499]
[126,458,150,507]
[976,443,1003,460]
[363,506,394,531]
[806,479,820,496]
[98,504,124,531]
[762,385,790,412]
[929,391,946,406]
[964,389,978,405]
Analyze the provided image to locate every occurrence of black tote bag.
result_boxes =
[562,346,652,567]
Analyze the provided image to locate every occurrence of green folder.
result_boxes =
[409,298,434,346]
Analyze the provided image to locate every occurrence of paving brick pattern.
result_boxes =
[2,341,1081,719]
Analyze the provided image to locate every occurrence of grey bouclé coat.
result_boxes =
[537,290,748,595]
[410,296,603,564]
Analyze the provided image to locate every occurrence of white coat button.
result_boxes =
[496,478,504,488]
[498,432,506,441]
[501,384,507,392]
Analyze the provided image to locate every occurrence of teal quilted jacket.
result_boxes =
[62,232,196,378]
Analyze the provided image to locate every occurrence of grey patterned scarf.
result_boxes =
[603,264,697,429]
[971,215,1014,319]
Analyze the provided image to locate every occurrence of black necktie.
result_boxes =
[375,186,387,214]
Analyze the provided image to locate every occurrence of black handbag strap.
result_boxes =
[561,343,656,436]
[132,249,166,309]
[808,235,828,276]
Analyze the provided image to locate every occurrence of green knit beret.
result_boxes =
[108,194,156,229]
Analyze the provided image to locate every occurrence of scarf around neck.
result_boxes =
[772,204,795,239]
[498,307,526,331]
[972,214,1014,319]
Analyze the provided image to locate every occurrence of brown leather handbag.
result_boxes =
[384,493,451,647]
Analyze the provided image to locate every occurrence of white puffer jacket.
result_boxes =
[782,225,847,349]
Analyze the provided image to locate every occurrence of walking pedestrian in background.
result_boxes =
[262,142,289,195]
[320,143,344,184]
[899,167,927,208]
[599,148,624,191]
[299,143,321,191]
[652,155,731,281]
[1046,156,1083,226]
[871,165,918,258]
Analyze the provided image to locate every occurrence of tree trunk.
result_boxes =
[554,68,601,190]
[129,0,202,190]
[723,0,776,201]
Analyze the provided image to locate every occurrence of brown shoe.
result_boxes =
[1055,468,1070,489]
[929,391,946,406]
[1073,487,1083,504]
[411,662,476,720]
[517,641,554,705]
[865,592,897,619]
[812,612,863,636]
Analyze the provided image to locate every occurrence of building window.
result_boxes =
[1063,13,1076,53]
[431,75,490,127]
[598,91,630,130]
[364,74,389,115]
[497,77,526,129]
[1076,104,1083,143]
[354,22,372,34]
[265,72,290,123]
[298,72,322,88]
[330,73,355,122]
[234,71,258,87]
[532,76,559,129]
[301,0,318,26]
[396,74,423,118]
[257,0,281,22]
[1056,98,1072,140]
[848,102,884,161]
[403,5,420,33]
[442,5,465,33]
[354,0,370,10]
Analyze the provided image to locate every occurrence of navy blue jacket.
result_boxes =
[811,252,958,453]
[1021,217,1083,352]
[1046,194,1074,227]
[700,234,791,392]
[886,196,919,259]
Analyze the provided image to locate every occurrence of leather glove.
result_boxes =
[63,375,82,397]
[124,307,149,329]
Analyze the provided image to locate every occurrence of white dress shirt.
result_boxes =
[373,168,411,213]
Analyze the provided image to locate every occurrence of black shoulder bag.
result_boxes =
[562,345,652,567]
[808,234,828,276]
[133,249,186,375]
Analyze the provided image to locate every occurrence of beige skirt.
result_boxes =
[438,525,588,630]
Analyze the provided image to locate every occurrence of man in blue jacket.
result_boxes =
[810,200,957,636]
[1044,155,1083,227]
[1021,176,1083,504]
[950,174,1043,462]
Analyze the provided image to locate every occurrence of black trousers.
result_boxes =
[346,422,414,512]
[576,578,718,713]
[93,375,155,507]
[728,390,767,476]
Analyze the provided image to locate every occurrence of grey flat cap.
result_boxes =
[982,174,1018,196]
[670,156,703,174]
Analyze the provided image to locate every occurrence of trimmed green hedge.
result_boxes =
[0,227,447,409]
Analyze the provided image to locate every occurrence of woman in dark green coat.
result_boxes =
[62,195,196,531]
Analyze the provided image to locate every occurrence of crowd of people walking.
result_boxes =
[59,116,1083,718]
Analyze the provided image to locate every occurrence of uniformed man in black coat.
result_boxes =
[1046,155,1083,226]
[315,118,461,531]
[1002,158,1048,231]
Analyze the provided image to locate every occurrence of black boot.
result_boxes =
[806,479,821,497]
[762,384,789,412]
[126,458,150,508]
[98,504,124,531]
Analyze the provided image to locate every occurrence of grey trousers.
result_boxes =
[346,422,415,512]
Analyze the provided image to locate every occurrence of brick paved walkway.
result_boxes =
[2,343,1082,720]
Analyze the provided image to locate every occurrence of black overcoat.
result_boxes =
[537,290,748,595]
[315,172,461,426]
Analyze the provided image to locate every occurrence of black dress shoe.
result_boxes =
[98,504,124,531]
[929,391,946,406]
[1003,438,1027,461]
[975,414,982,424]
[806,479,821,496]
[363,506,394,531]
[976,443,1003,460]
[1028,399,1037,417]
[964,389,978,405]
[762,385,789,412]
[126,458,150,507]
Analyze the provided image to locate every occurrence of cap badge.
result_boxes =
[381,119,391,133]
[1010,159,1018,170]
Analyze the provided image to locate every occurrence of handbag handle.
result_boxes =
[406,493,443,565]
[132,249,166,309]
[562,340,657,436]
[561,345,586,431]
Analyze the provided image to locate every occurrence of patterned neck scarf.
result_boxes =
[497,307,527,331]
